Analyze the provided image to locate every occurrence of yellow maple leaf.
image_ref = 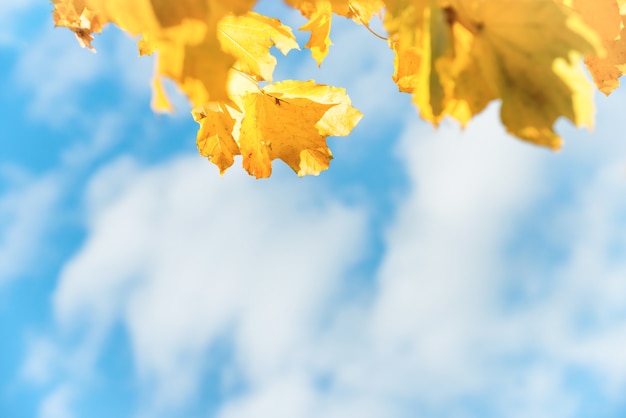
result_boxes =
[263,80,363,137]
[193,102,240,174]
[239,92,334,178]
[194,79,362,178]
[217,12,300,82]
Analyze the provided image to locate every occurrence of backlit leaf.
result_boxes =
[194,79,361,177]
[194,103,240,174]
[217,12,299,82]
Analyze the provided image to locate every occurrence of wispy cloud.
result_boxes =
[0,0,39,45]
[0,168,60,285]
[39,385,74,418]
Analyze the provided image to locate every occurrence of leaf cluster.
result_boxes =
[52,0,626,177]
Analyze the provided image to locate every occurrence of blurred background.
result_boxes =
[2,1,626,417]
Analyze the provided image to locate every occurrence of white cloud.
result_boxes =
[51,154,367,414]
[14,29,102,124]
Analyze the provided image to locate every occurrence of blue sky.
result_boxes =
[2,1,626,417]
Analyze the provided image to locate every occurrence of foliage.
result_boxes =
[52,0,626,178]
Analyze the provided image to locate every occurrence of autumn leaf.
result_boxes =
[447,0,603,148]
[263,80,363,137]
[193,102,240,174]
[286,0,384,66]
[560,0,626,95]
[106,0,256,106]
[288,0,334,66]
[330,0,384,22]
[151,75,173,112]
[238,92,334,178]
[387,0,453,124]
[387,0,603,149]
[217,12,300,82]
[194,79,362,178]
[52,0,626,177]
[51,0,107,52]
[586,25,626,95]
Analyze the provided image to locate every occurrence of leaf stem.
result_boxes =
[349,3,388,41]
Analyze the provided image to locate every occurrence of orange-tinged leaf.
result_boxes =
[560,0,626,95]
[560,0,621,40]
[584,30,626,95]
[217,12,299,82]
